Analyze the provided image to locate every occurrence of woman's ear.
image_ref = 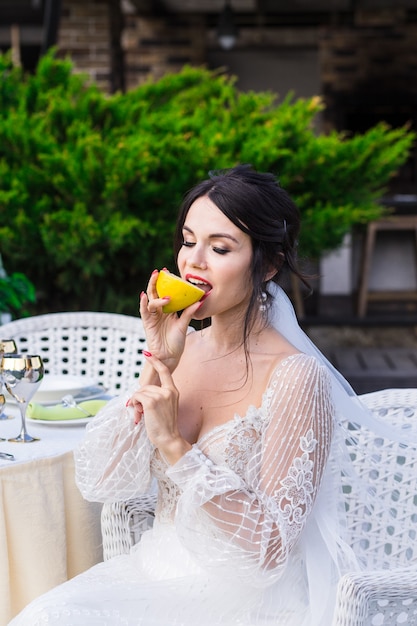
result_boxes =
[264,268,277,282]
[264,253,284,282]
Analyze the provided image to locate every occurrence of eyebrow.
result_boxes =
[182,224,239,244]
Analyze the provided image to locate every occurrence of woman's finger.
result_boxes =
[177,297,205,328]
[126,395,145,425]
[139,290,149,316]
[139,270,159,316]
[143,351,175,388]
[139,291,165,317]
[147,269,160,300]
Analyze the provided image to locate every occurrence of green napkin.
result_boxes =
[27,399,108,421]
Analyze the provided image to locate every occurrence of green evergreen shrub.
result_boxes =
[0,254,36,318]
[0,50,414,313]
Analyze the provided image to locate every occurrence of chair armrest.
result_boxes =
[101,493,157,560]
[331,567,417,626]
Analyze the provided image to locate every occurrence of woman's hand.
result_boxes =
[127,352,192,464]
[139,269,201,374]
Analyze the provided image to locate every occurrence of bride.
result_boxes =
[8,165,397,625]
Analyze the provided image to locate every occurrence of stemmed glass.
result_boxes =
[0,395,6,440]
[0,354,44,443]
[0,339,18,420]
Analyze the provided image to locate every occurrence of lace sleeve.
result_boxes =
[74,391,155,503]
[166,354,334,585]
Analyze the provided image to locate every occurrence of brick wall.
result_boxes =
[319,15,417,133]
[57,0,113,92]
[318,15,417,192]
[56,1,417,112]
[56,1,205,93]
[122,14,206,92]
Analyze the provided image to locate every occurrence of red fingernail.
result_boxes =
[143,350,152,357]
[125,399,130,407]
[152,269,159,275]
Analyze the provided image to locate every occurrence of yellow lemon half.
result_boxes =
[156,270,205,313]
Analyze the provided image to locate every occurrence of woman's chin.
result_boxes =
[190,310,207,322]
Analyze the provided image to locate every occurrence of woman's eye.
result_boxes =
[212,247,229,255]
[181,241,195,248]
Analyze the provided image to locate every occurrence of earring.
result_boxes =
[259,291,267,313]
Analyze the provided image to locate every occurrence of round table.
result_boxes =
[0,405,103,625]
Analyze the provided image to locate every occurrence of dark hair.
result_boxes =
[173,164,308,353]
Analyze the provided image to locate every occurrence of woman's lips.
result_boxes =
[185,274,212,294]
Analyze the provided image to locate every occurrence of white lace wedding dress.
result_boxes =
[9,353,357,626]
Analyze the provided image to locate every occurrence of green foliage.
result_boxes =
[0,272,36,317]
[0,50,414,313]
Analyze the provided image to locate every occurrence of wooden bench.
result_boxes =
[357,216,417,318]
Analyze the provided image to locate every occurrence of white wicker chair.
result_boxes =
[101,491,158,560]
[0,311,147,395]
[331,387,417,626]
[100,388,417,625]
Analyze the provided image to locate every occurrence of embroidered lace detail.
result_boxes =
[274,428,317,535]
[262,355,296,413]
[151,452,181,522]
[225,407,265,478]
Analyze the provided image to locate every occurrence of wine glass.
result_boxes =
[0,354,44,443]
[0,395,6,440]
[0,339,18,420]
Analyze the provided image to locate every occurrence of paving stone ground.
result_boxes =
[305,325,417,394]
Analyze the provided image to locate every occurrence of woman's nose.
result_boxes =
[190,258,207,270]
[187,249,207,270]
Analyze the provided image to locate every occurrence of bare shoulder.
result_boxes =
[255,327,325,383]
[253,325,300,363]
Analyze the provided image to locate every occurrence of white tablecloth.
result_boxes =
[0,405,103,625]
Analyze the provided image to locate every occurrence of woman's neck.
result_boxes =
[200,311,266,356]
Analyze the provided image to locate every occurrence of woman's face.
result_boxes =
[177,195,253,321]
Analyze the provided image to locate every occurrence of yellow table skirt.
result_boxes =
[0,451,103,625]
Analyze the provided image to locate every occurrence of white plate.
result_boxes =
[6,387,107,410]
[32,374,98,404]
[26,416,92,426]
[44,386,106,405]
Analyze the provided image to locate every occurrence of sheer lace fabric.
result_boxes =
[9,353,353,626]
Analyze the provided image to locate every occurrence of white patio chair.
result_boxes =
[0,311,147,395]
[331,387,417,626]
[100,388,417,625]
